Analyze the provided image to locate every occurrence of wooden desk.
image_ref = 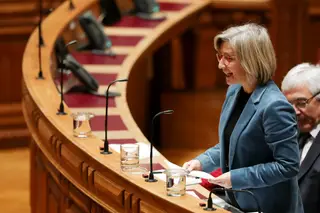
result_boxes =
[22,0,230,212]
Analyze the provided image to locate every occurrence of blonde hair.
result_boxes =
[213,23,276,85]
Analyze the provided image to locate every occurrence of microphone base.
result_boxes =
[56,111,67,115]
[203,207,216,211]
[37,72,45,80]
[37,76,45,80]
[100,151,112,155]
[145,178,158,183]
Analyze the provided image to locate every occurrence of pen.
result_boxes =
[153,169,165,174]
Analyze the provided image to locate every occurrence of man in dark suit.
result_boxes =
[282,63,320,213]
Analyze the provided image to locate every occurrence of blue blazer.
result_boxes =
[196,81,304,213]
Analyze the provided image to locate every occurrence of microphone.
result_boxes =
[36,0,45,79]
[69,0,75,10]
[145,110,174,182]
[57,40,77,115]
[101,79,128,155]
[203,187,261,213]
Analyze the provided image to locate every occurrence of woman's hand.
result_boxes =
[182,159,202,172]
[208,171,232,188]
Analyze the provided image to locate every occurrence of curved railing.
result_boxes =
[22,0,229,212]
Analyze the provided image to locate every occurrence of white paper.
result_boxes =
[188,170,215,180]
[164,159,183,169]
[109,144,121,153]
[186,177,202,185]
[137,142,161,159]
[186,190,200,199]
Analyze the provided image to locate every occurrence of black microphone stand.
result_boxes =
[37,0,45,79]
[204,187,261,213]
[101,79,128,155]
[145,110,174,182]
[57,40,77,115]
[69,0,75,10]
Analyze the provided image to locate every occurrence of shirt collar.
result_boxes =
[310,124,320,138]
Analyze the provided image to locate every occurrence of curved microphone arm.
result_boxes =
[101,79,128,154]
[146,110,174,182]
[204,187,261,213]
[56,40,77,115]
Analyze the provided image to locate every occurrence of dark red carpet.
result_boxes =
[64,93,115,108]
[159,2,189,11]
[107,139,137,144]
[91,115,127,131]
[140,163,165,171]
[113,16,163,28]
[109,35,143,46]
[71,52,126,65]
[91,73,117,85]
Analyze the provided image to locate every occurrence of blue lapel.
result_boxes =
[219,86,241,171]
[229,95,257,167]
[220,82,270,168]
[219,87,241,145]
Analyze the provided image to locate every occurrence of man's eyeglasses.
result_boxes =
[292,90,320,109]
[216,53,236,66]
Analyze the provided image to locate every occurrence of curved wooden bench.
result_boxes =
[22,0,230,212]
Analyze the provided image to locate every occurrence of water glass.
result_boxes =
[120,144,139,171]
[165,169,188,197]
[71,112,94,138]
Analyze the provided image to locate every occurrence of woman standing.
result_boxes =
[183,23,303,213]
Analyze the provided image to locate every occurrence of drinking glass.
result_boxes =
[165,168,188,197]
[120,144,140,171]
[71,112,94,138]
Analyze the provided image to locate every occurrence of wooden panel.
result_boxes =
[271,0,308,85]
[124,191,133,213]
[48,193,60,213]
[140,201,166,213]
[48,177,62,213]
[161,90,226,149]
[131,196,140,213]
[305,1,320,64]
[60,144,84,177]
[304,15,320,64]
[126,56,153,136]
[30,140,38,213]
[35,153,48,213]
[44,152,61,185]
[65,204,85,213]
[0,0,62,146]
[0,40,29,146]
[68,184,91,213]
[93,171,125,206]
